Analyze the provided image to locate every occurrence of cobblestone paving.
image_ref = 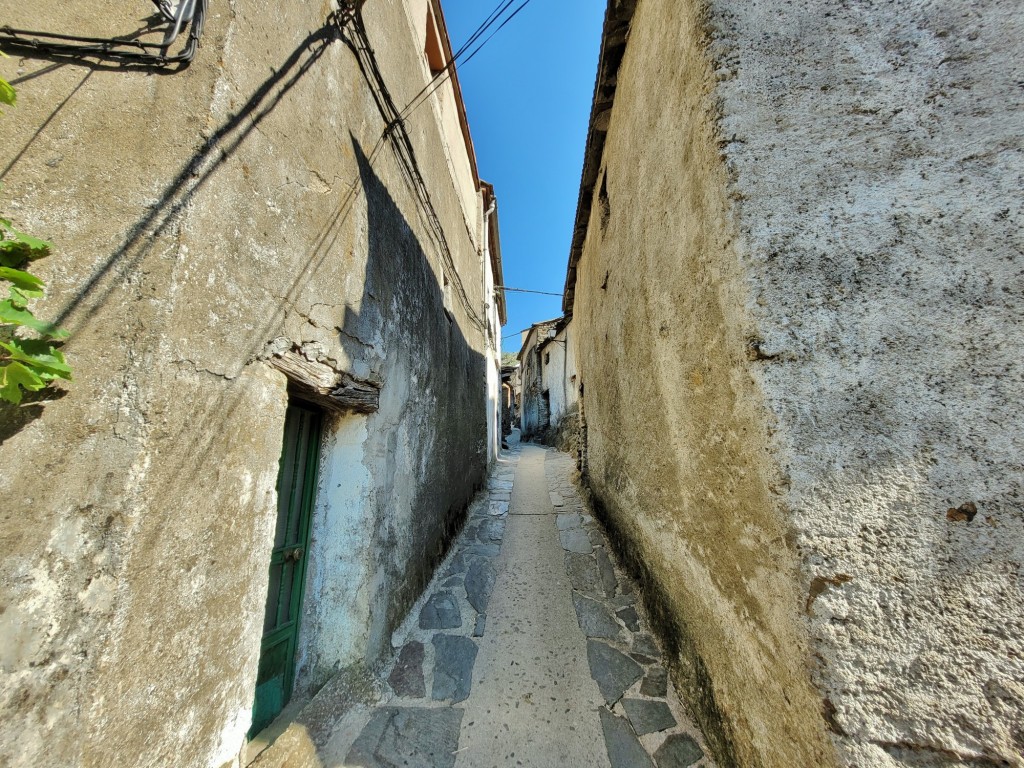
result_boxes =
[544,450,713,768]
[331,440,713,768]
[334,443,522,768]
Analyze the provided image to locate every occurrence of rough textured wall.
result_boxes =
[571,0,1023,766]
[540,324,578,426]
[0,1,489,766]
[713,1,1024,765]
[405,0,479,231]
[518,321,558,440]
[571,1,836,764]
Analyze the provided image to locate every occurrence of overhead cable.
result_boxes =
[397,0,536,123]
[495,286,563,297]
[395,0,517,123]
[457,0,535,69]
[0,0,208,66]
[343,12,488,333]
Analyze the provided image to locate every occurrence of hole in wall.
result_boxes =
[598,170,611,233]
[425,6,446,77]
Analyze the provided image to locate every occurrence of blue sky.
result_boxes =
[440,1,605,355]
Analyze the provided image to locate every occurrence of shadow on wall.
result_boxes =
[0,2,210,182]
[48,18,344,333]
[0,2,489,600]
[0,68,92,182]
[0,15,348,444]
[0,15,371,767]
[345,134,488,662]
[252,133,492,766]
[1,7,490,761]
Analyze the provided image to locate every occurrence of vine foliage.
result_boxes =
[0,70,72,404]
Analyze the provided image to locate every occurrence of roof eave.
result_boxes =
[562,0,638,318]
[482,181,508,326]
[430,0,482,191]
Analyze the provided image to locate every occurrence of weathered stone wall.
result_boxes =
[540,322,578,426]
[570,0,1024,766]
[0,2,490,766]
[518,320,560,441]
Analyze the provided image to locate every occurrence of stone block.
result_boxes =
[388,642,425,698]
[622,698,676,735]
[573,592,622,640]
[560,529,593,554]
[418,592,461,630]
[431,634,477,703]
[346,707,463,768]
[587,640,643,705]
[654,734,704,768]
[599,707,654,768]
[465,560,497,613]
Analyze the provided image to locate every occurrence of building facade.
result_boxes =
[0,2,502,766]
[538,318,578,437]
[517,317,579,445]
[515,318,558,440]
[481,181,507,466]
[565,1,1024,767]
[500,362,519,437]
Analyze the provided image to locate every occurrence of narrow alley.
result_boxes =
[3,1,1022,766]
[250,435,712,768]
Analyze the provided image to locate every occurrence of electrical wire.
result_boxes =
[457,0,534,69]
[396,0,535,124]
[344,12,490,333]
[394,0,516,124]
[400,0,535,121]
[496,286,563,297]
[0,0,208,66]
[449,0,516,62]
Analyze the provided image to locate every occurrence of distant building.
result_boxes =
[516,319,558,439]
[516,317,577,444]
[537,318,578,439]
[500,361,520,437]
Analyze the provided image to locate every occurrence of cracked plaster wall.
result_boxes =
[571,0,1023,766]
[517,321,558,440]
[0,1,490,766]
[541,322,578,428]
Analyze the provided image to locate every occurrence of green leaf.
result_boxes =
[0,267,44,296]
[7,285,29,308]
[9,229,50,254]
[0,361,45,404]
[0,77,15,109]
[0,298,67,338]
[0,339,72,380]
[0,220,51,267]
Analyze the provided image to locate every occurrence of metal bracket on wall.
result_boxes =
[334,0,367,27]
[0,0,209,67]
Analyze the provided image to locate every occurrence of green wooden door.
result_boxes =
[250,403,322,738]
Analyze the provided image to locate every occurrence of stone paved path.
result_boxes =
[454,444,608,768]
[321,437,714,768]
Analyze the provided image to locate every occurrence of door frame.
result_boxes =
[249,401,323,739]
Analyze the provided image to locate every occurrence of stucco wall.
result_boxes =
[0,2,490,766]
[570,0,1023,766]
[517,322,557,439]
[403,0,480,242]
[541,323,578,426]
[483,210,503,465]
